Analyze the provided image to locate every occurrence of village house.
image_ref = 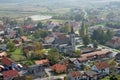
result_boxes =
[117,64,120,74]
[35,59,49,67]
[85,71,98,80]
[0,37,4,43]
[21,36,31,42]
[0,52,7,58]
[44,36,55,44]
[13,38,22,47]
[69,49,110,69]
[92,61,109,75]
[8,30,16,39]
[27,65,45,78]
[0,30,4,34]
[2,70,19,80]
[0,45,7,51]
[69,57,91,69]
[81,49,110,60]
[115,53,120,62]
[51,64,67,74]
[68,71,82,80]
[60,58,78,73]
[22,25,35,32]
[45,21,59,31]
[1,57,22,71]
[69,58,81,69]
[106,37,120,48]
[0,20,3,26]
[52,26,76,53]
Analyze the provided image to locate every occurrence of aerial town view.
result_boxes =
[0,0,120,80]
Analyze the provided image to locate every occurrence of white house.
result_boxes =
[92,61,109,74]
[69,58,81,68]
[70,58,88,69]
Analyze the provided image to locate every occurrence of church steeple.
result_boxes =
[69,22,75,51]
[70,22,74,34]
[71,26,74,33]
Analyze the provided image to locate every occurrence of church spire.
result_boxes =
[70,22,74,34]
[71,25,74,33]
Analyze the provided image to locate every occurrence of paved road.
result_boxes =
[34,75,66,80]
[45,68,53,77]
[99,45,120,53]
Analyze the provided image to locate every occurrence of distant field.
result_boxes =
[0,3,70,19]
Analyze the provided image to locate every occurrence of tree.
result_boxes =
[9,20,17,26]
[91,28,114,44]
[34,30,51,38]
[7,42,16,52]
[0,24,3,29]
[47,48,59,65]
[108,59,117,66]
[2,17,11,24]
[82,35,90,47]
[34,49,46,59]
[106,29,114,41]
[33,42,43,50]
[37,21,43,29]
[24,17,33,25]
[60,22,70,34]
[17,27,24,36]
[110,75,118,80]
[79,21,88,37]
[74,50,81,57]
[64,76,68,80]
[93,40,98,48]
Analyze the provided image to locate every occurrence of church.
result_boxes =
[52,23,78,53]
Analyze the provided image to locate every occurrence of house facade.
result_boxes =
[106,37,120,48]
[92,61,109,75]
[27,65,45,78]
[68,71,83,80]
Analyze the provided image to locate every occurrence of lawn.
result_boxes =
[100,75,120,80]
[11,47,22,55]
[100,76,109,80]
[10,47,26,61]
[11,55,26,62]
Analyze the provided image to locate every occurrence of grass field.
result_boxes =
[10,46,26,61]
[0,2,70,19]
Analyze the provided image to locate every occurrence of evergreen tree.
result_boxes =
[37,21,43,29]
[91,28,114,44]
[79,21,88,38]
[47,48,59,65]
[106,29,114,41]
[93,40,98,48]
[83,35,91,47]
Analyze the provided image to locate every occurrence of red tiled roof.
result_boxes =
[95,61,109,70]
[81,49,110,58]
[24,25,33,29]
[51,64,66,73]
[21,36,27,41]
[107,37,120,45]
[2,70,18,78]
[78,57,88,62]
[35,59,49,65]
[1,57,13,66]
[45,36,54,42]
[69,71,82,78]
[45,36,51,41]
